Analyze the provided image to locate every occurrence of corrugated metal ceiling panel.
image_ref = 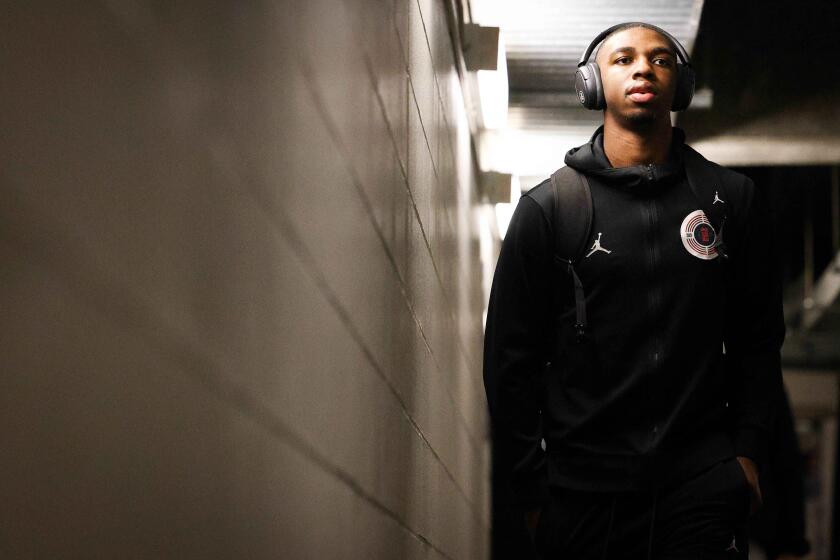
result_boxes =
[496,0,704,92]
[470,0,705,176]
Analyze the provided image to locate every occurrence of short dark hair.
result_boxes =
[593,22,678,63]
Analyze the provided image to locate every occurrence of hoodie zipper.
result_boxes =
[644,200,662,364]
[643,165,662,362]
[643,166,662,447]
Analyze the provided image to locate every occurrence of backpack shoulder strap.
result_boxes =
[550,166,594,264]
[550,166,593,340]
[682,146,731,260]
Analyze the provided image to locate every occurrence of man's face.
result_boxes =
[595,27,679,124]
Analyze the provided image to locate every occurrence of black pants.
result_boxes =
[535,458,752,560]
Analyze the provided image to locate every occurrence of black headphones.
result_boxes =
[574,22,695,112]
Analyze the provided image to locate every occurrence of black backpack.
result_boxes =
[550,146,732,341]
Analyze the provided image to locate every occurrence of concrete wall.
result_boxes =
[0,1,490,558]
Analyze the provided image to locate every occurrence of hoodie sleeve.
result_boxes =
[723,176,786,471]
[483,193,554,508]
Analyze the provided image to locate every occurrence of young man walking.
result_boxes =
[483,22,785,559]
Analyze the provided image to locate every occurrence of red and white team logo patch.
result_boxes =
[680,210,718,260]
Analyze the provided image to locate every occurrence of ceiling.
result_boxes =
[499,0,703,93]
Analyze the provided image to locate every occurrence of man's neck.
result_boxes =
[602,114,673,168]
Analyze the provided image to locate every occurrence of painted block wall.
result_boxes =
[0,1,490,558]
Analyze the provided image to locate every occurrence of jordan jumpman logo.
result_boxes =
[725,536,739,553]
[586,233,612,258]
[713,190,725,205]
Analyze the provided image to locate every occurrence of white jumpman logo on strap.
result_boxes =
[713,190,725,205]
[586,232,612,258]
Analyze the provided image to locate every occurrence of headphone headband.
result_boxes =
[577,22,692,68]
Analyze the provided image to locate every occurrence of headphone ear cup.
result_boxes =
[574,63,605,110]
[591,63,605,110]
[573,66,592,108]
[671,63,695,111]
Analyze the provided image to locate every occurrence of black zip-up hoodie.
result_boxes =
[483,127,785,506]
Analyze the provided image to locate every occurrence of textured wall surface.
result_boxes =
[1,1,490,558]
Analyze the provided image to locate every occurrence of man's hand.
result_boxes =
[736,456,762,514]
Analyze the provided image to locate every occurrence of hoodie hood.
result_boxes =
[564,125,686,193]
